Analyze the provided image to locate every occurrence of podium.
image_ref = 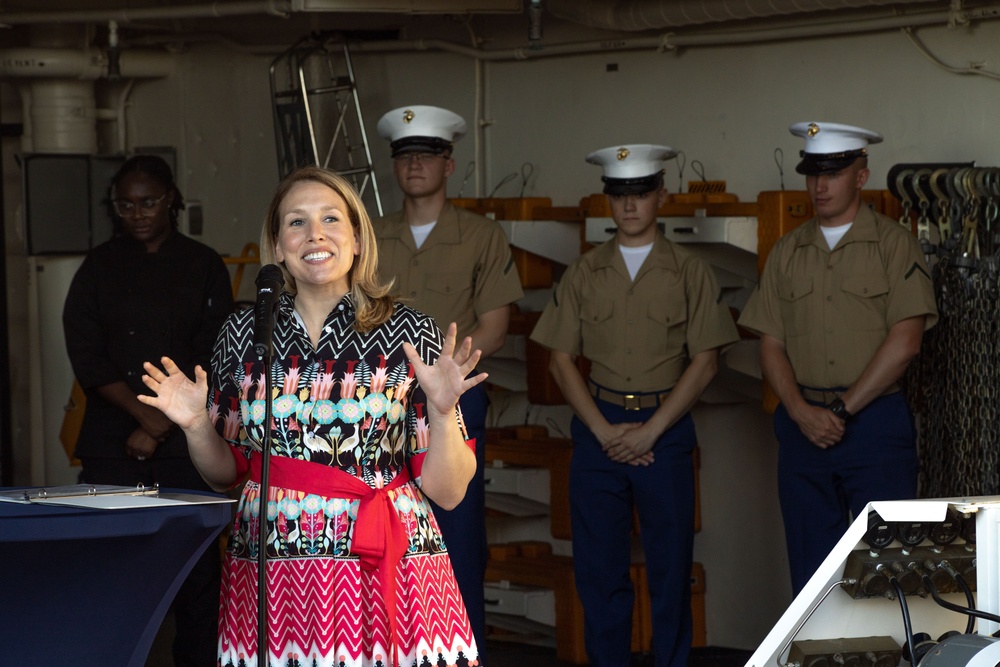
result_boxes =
[0,489,233,666]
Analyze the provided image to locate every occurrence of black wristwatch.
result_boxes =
[827,397,853,421]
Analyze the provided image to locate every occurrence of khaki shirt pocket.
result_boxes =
[841,272,889,331]
[777,276,813,337]
[426,272,472,300]
[580,299,616,361]
[648,299,688,356]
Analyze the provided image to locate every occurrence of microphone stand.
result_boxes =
[256,342,275,667]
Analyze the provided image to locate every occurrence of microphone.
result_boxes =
[253,264,285,358]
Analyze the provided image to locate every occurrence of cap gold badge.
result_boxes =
[616,148,630,161]
[807,123,820,137]
[403,109,415,124]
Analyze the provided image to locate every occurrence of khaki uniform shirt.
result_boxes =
[738,205,938,388]
[374,202,524,339]
[530,235,739,393]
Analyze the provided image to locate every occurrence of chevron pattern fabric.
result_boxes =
[210,294,479,666]
[218,555,477,667]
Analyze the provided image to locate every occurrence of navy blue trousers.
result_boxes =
[569,398,695,667]
[775,391,918,594]
[427,382,489,661]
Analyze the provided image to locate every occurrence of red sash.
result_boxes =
[249,454,411,655]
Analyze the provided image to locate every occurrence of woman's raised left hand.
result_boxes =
[403,322,487,419]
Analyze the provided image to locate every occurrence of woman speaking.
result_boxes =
[140,166,483,667]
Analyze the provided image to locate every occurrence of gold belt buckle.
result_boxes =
[623,394,642,411]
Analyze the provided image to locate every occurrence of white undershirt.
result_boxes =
[410,221,437,249]
[821,222,852,250]
[619,242,653,281]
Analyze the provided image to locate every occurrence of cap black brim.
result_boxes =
[601,173,663,196]
[390,136,453,158]
[795,149,867,175]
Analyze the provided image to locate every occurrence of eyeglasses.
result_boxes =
[393,152,446,165]
[112,193,168,217]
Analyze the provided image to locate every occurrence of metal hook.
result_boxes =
[912,168,933,243]
[929,168,952,240]
[974,168,993,199]
[895,168,915,227]
[990,167,1000,198]
[928,168,950,203]
[959,167,978,201]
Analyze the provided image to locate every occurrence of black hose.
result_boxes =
[955,573,977,634]
[921,574,1000,628]
[954,571,976,635]
[889,576,917,665]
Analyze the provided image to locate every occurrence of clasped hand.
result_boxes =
[794,403,845,449]
[597,422,656,467]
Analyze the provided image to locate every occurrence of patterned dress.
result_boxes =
[209,292,480,667]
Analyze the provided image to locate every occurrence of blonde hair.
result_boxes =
[259,166,396,332]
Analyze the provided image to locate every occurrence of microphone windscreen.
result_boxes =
[255,264,284,290]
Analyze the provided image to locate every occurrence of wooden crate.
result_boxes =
[486,553,587,663]
[485,432,574,540]
[511,246,553,289]
[449,196,552,220]
[519,310,591,407]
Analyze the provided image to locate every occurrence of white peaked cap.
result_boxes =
[376,105,467,155]
[789,122,883,175]
[586,144,677,194]
[586,144,677,179]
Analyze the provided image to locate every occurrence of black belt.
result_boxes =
[798,385,899,403]
[588,380,670,411]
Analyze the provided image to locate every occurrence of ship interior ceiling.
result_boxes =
[11,0,1000,665]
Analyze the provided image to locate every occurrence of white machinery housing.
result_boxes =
[748,498,1000,667]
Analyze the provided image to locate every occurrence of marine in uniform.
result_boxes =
[530,144,739,667]
[373,104,524,659]
[738,122,938,593]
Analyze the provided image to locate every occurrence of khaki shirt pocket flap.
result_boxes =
[426,272,466,296]
[648,299,687,328]
[580,299,614,325]
[777,277,813,302]
[842,273,889,299]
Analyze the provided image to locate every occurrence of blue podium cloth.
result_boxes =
[0,488,233,666]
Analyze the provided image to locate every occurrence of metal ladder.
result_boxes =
[269,35,383,216]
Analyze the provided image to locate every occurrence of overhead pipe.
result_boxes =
[545,0,942,31]
[0,47,174,79]
[1,0,994,64]
[0,43,173,153]
[0,0,290,25]
[348,4,1000,60]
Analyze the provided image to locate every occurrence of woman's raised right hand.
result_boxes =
[138,357,210,431]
